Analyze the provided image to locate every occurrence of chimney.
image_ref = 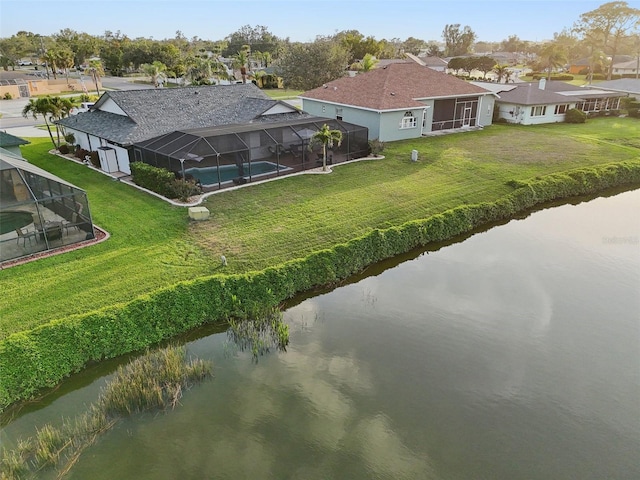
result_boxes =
[539,78,546,90]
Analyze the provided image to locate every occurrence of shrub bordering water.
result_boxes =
[1,160,639,411]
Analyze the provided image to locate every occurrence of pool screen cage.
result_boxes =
[133,117,369,191]
[0,149,95,263]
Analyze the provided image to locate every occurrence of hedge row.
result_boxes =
[2,160,640,409]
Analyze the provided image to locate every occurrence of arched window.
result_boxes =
[400,111,417,129]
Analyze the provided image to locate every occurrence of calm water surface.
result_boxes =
[2,189,639,480]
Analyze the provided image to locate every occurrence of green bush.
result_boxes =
[64,132,76,144]
[531,73,574,81]
[368,139,385,156]
[3,92,13,100]
[169,177,202,202]
[130,162,176,198]
[1,159,639,410]
[625,100,640,118]
[565,108,587,124]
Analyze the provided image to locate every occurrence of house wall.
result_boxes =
[495,102,575,125]
[302,100,383,140]
[0,78,95,99]
[65,127,132,174]
[378,108,428,142]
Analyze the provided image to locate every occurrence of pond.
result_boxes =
[1,188,639,480]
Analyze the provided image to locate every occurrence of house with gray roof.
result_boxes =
[56,83,310,175]
[300,62,495,142]
[0,131,30,158]
[489,79,626,125]
[588,78,640,100]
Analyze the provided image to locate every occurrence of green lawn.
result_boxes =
[1,118,638,338]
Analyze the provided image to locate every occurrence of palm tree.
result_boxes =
[233,47,250,84]
[86,59,104,96]
[141,61,168,88]
[308,124,343,172]
[492,63,511,83]
[539,43,567,80]
[186,57,213,85]
[22,97,58,148]
[48,96,75,145]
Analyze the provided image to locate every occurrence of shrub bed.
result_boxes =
[1,160,640,409]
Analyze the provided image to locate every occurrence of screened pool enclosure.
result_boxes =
[133,118,369,191]
[0,149,94,263]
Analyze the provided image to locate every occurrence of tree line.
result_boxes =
[1,2,637,90]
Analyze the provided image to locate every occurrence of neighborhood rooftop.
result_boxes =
[57,83,311,146]
[300,63,492,111]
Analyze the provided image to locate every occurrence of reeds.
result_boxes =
[226,307,290,361]
[99,345,212,416]
[0,345,212,480]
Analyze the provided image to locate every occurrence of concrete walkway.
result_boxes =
[3,125,50,138]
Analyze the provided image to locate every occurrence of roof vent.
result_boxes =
[333,86,337,91]
[390,92,395,96]
[194,91,199,94]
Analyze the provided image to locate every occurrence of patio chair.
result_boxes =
[16,227,37,247]
[63,213,82,235]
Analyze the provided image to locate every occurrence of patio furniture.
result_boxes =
[63,213,83,235]
[38,221,63,241]
[16,227,37,247]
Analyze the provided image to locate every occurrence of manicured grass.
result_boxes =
[1,118,638,338]
[263,88,303,99]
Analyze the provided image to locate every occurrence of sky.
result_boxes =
[1,0,637,44]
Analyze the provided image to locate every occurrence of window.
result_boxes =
[554,104,568,115]
[530,106,547,116]
[400,111,417,129]
[322,105,326,113]
[336,107,343,121]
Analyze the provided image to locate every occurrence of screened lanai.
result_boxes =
[0,149,94,263]
[132,117,369,191]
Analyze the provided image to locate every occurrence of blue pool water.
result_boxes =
[186,162,291,186]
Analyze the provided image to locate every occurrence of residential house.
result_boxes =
[611,59,640,78]
[300,62,495,142]
[568,55,633,75]
[410,54,449,72]
[488,79,626,125]
[56,83,369,189]
[489,80,578,125]
[56,83,307,175]
[0,131,30,157]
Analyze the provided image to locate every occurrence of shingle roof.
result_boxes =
[57,83,307,146]
[495,80,627,105]
[496,83,575,105]
[591,78,640,95]
[0,131,30,147]
[300,63,491,111]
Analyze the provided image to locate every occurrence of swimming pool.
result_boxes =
[186,161,291,186]
[0,210,33,235]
